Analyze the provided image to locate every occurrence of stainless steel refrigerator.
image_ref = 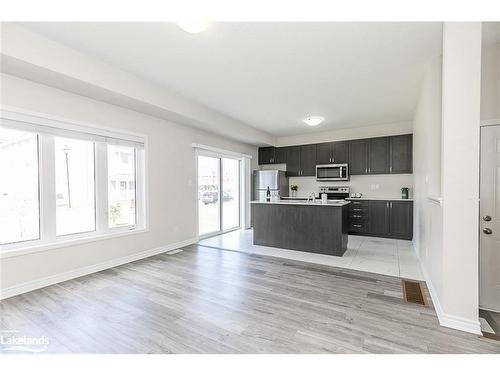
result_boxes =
[253,170,289,201]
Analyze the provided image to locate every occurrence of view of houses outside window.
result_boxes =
[55,137,95,236]
[0,127,39,245]
[198,155,220,235]
[198,155,240,236]
[107,145,136,227]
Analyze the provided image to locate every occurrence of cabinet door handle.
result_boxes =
[390,166,392,173]
[386,202,389,209]
[353,224,362,228]
[365,167,368,173]
[390,202,393,208]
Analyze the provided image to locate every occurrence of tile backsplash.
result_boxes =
[260,164,413,198]
[289,174,414,199]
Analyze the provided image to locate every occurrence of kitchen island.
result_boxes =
[250,199,350,256]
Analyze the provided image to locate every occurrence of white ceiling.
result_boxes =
[20,22,443,137]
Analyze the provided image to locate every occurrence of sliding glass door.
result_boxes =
[222,158,240,230]
[198,155,221,235]
[198,154,240,237]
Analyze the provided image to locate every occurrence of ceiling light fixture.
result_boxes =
[177,21,209,34]
[303,116,324,127]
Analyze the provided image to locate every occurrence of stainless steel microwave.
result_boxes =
[316,164,349,181]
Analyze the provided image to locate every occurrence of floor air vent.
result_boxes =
[402,280,427,306]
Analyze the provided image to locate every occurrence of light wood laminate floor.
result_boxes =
[1,244,499,353]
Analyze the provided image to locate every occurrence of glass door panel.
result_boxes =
[198,155,220,235]
[222,158,240,230]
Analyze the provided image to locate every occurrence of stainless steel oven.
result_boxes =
[316,164,349,181]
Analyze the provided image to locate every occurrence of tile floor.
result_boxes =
[199,229,424,280]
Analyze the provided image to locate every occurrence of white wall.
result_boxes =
[0,73,258,293]
[440,22,482,333]
[481,43,500,121]
[407,24,498,336]
[412,55,444,308]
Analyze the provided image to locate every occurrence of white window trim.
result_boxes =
[0,107,149,256]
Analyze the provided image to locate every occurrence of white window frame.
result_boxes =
[0,107,149,258]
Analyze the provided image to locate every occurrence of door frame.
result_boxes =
[195,148,245,240]
[479,121,500,313]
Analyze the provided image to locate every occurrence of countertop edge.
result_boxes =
[346,198,413,201]
[250,200,350,207]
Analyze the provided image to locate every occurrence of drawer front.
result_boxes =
[350,206,368,214]
[349,221,368,233]
[349,212,366,220]
[349,204,368,219]
[349,200,368,207]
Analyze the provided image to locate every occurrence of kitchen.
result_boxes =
[251,132,413,258]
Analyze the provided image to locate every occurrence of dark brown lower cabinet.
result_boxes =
[388,201,413,239]
[348,201,369,234]
[348,200,413,240]
[368,201,389,235]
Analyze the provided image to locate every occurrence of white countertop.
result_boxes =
[250,199,350,207]
[346,197,413,201]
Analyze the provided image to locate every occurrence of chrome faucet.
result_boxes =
[307,192,316,202]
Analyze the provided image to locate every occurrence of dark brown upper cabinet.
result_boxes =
[316,141,348,165]
[332,141,349,164]
[280,145,316,177]
[300,144,317,176]
[284,146,301,177]
[390,134,413,174]
[257,134,412,176]
[258,147,275,165]
[368,137,389,174]
[274,147,287,164]
[316,142,332,165]
[348,139,369,175]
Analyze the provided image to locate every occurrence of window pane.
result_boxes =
[0,127,39,245]
[222,158,240,230]
[55,137,95,236]
[198,155,220,235]
[108,145,136,227]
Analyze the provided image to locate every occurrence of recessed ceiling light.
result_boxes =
[177,21,209,34]
[304,116,324,127]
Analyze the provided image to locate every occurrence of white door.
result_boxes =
[480,124,500,312]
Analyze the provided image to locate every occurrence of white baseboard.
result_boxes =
[418,259,482,335]
[0,237,199,300]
